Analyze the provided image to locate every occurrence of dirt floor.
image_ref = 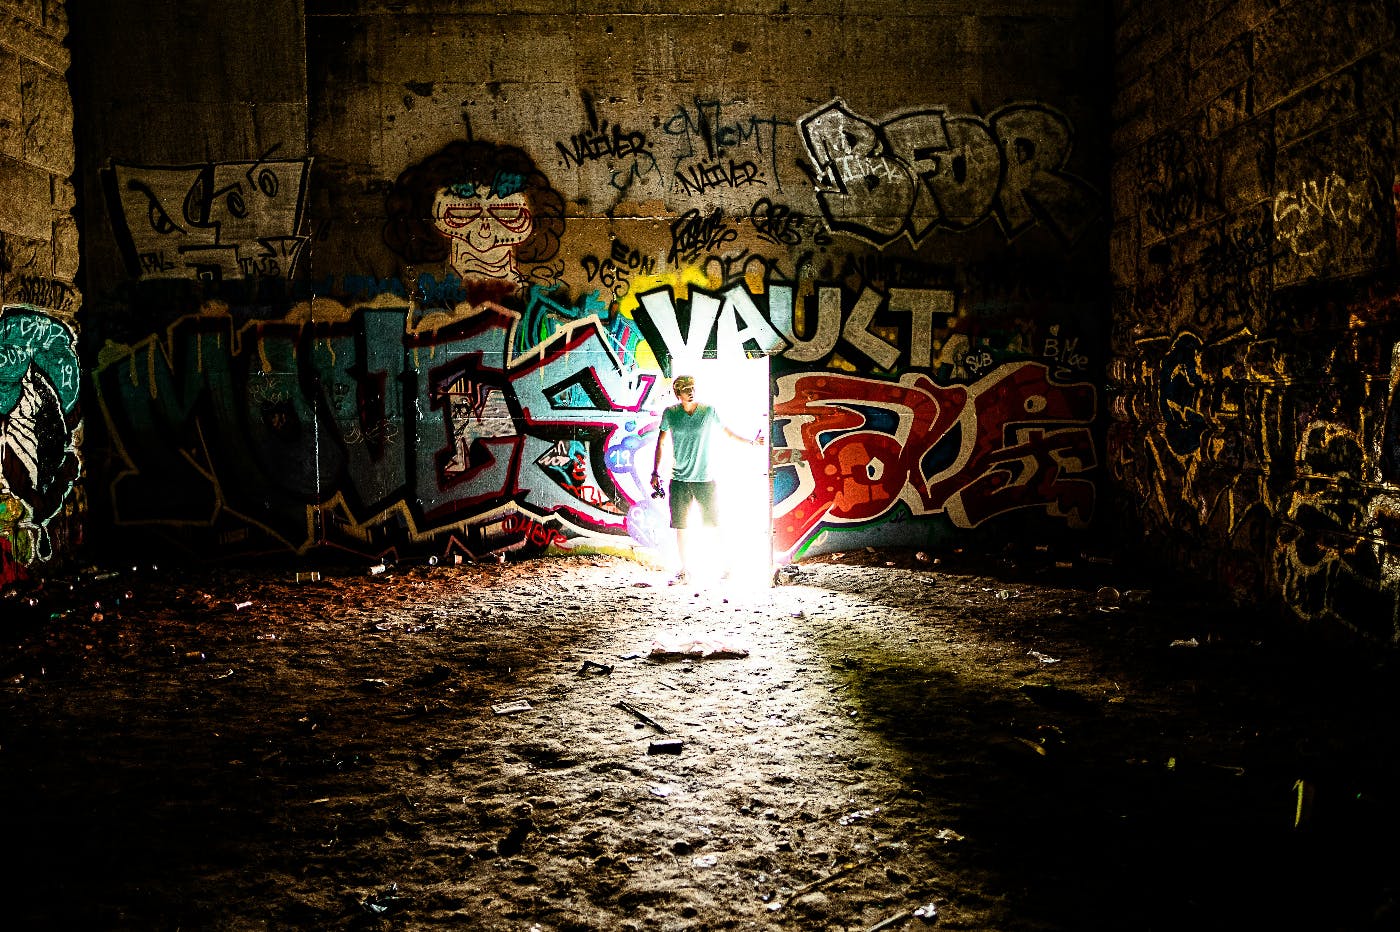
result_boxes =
[2,548,1399,931]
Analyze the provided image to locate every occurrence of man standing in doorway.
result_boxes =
[650,374,763,586]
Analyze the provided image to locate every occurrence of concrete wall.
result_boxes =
[1109,0,1400,640]
[73,1,1110,568]
[0,0,81,582]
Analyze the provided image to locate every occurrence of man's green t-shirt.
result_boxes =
[661,403,719,482]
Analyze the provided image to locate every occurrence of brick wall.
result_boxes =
[1109,0,1400,640]
[0,0,81,580]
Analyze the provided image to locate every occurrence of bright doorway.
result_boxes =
[660,354,772,586]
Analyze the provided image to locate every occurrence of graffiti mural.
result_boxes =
[0,305,82,572]
[103,150,310,282]
[1110,322,1400,640]
[91,268,1099,563]
[384,140,566,301]
[798,99,1099,248]
[85,95,1107,567]
[94,301,660,558]
[771,364,1096,558]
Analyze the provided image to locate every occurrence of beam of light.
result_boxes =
[668,354,773,590]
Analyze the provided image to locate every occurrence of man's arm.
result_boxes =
[721,423,764,446]
[651,427,668,492]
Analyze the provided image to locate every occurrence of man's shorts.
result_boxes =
[668,480,719,529]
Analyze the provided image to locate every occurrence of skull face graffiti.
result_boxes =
[431,181,535,282]
[383,140,566,297]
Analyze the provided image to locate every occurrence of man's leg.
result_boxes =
[675,526,693,580]
[693,482,724,579]
[669,481,694,583]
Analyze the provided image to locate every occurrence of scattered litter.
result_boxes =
[367,563,387,575]
[934,828,964,843]
[838,806,880,825]
[577,659,614,677]
[617,700,668,733]
[358,678,393,693]
[773,564,803,585]
[491,699,533,715]
[1293,778,1315,829]
[914,902,939,921]
[692,854,718,868]
[1170,637,1200,648]
[648,739,684,755]
[647,637,750,659]
[766,901,784,912]
[233,600,253,611]
[789,859,870,896]
[915,551,930,562]
[867,910,911,932]
[1095,586,1120,604]
[649,784,675,797]
[995,589,1014,600]
[360,883,409,916]
[293,571,321,584]
[1027,650,1060,664]
[211,668,234,680]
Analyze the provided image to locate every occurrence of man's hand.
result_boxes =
[650,472,663,493]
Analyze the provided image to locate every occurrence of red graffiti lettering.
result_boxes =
[502,513,569,548]
[773,362,1095,553]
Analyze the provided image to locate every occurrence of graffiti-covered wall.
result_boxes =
[0,1,82,582]
[72,1,1109,566]
[1111,0,1400,640]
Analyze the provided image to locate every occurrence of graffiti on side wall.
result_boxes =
[798,99,1099,248]
[1272,168,1382,286]
[1271,421,1400,639]
[0,305,82,574]
[771,363,1096,558]
[103,149,310,283]
[1112,325,1400,640]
